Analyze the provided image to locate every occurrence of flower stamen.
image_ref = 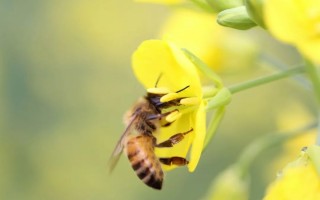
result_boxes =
[165,110,182,122]
[180,97,200,105]
[160,92,180,103]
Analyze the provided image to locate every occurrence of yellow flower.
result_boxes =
[269,102,316,175]
[132,40,206,172]
[134,0,185,5]
[159,9,258,73]
[264,146,320,200]
[264,0,320,63]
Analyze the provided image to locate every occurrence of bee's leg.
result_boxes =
[160,121,173,127]
[159,157,189,166]
[155,128,193,148]
[146,109,178,121]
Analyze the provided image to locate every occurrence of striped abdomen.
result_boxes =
[125,135,164,190]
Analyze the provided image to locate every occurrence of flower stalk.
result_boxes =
[304,59,320,105]
[228,66,305,94]
[203,106,226,150]
[304,59,320,146]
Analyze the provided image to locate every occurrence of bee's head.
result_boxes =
[146,89,185,112]
[145,73,189,111]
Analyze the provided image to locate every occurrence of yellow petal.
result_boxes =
[264,0,320,63]
[264,0,311,43]
[167,41,202,97]
[188,101,206,172]
[132,40,202,98]
[160,9,222,69]
[264,147,320,200]
[264,164,320,200]
[147,87,172,94]
[298,39,320,64]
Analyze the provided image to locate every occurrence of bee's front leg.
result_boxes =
[146,109,178,121]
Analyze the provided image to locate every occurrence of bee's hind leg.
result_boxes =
[155,128,193,167]
[155,128,193,148]
[159,157,189,166]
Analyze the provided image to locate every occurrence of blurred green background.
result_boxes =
[0,1,316,200]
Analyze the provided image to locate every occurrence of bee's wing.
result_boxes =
[108,115,137,173]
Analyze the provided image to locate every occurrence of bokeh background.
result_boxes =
[0,1,317,200]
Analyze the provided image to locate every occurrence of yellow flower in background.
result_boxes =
[132,40,206,172]
[265,162,320,200]
[269,102,316,174]
[264,0,320,63]
[135,0,185,5]
[264,146,320,200]
[159,9,258,73]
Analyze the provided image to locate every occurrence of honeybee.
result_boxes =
[109,79,193,190]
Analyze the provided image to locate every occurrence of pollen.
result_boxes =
[165,110,182,123]
[147,87,171,94]
[160,92,180,103]
[180,97,200,105]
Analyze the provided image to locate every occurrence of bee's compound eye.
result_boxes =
[147,87,171,95]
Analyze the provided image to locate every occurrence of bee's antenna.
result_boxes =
[155,73,163,88]
[175,85,190,93]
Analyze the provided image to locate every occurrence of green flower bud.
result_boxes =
[244,0,265,28]
[206,0,243,12]
[217,6,257,30]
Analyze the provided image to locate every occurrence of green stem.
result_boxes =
[304,59,320,104]
[203,106,226,151]
[304,59,320,145]
[236,122,318,178]
[228,66,305,94]
[317,117,320,146]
